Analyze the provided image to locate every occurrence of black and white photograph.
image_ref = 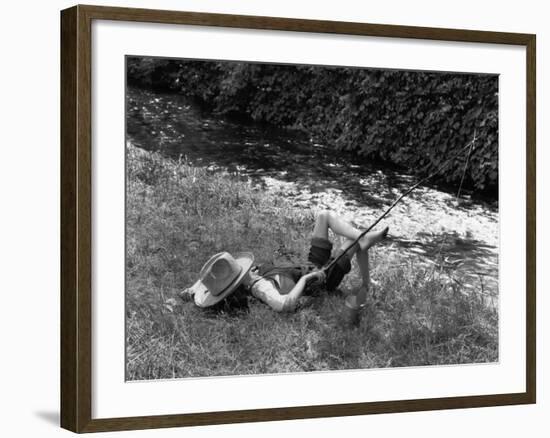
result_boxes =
[125,56,499,380]
[2,0,545,435]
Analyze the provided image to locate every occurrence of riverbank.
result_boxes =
[126,145,498,380]
[127,86,499,295]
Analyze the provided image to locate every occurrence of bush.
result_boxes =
[127,58,498,192]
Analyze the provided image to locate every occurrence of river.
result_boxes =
[126,86,499,297]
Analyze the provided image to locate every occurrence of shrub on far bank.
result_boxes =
[127,57,498,193]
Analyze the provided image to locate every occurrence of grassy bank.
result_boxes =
[126,145,498,380]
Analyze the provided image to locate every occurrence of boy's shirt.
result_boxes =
[246,270,297,312]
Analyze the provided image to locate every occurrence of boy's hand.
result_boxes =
[304,270,326,283]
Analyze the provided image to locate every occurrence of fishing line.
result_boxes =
[431,131,477,269]
[456,130,476,203]
[322,135,479,274]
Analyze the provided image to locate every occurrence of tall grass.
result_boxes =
[126,145,498,380]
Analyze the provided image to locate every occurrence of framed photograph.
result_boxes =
[60,4,536,433]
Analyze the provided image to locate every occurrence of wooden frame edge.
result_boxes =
[61,4,93,432]
[60,4,537,433]
[61,5,80,432]
[525,33,536,404]
[78,4,534,44]
[80,392,532,433]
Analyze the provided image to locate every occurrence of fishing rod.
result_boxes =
[322,137,478,274]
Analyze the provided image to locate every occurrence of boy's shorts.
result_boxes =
[307,237,351,291]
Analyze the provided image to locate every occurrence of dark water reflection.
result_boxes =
[126,88,420,205]
[126,87,499,295]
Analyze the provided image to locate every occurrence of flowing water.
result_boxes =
[126,87,499,296]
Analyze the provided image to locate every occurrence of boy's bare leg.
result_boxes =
[311,210,331,240]
[338,238,360,258]
[355,249,370,306]
[312,210,360,240]
[312,210,388,251]
[359,229,388,251]
[334,239,370,306]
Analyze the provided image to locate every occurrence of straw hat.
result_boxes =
[190,252,254,308]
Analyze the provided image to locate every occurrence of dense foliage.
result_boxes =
[127,57,498,192]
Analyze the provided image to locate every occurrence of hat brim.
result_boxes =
[193,252,254,308]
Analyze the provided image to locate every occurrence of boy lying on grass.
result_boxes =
[179,211,388,312]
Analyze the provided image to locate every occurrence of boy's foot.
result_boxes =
[359,226,389,251]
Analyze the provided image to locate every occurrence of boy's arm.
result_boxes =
[281,270,325,312]
[250,271,326,312]
[249,277,288,312]
[280,276,308,312]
